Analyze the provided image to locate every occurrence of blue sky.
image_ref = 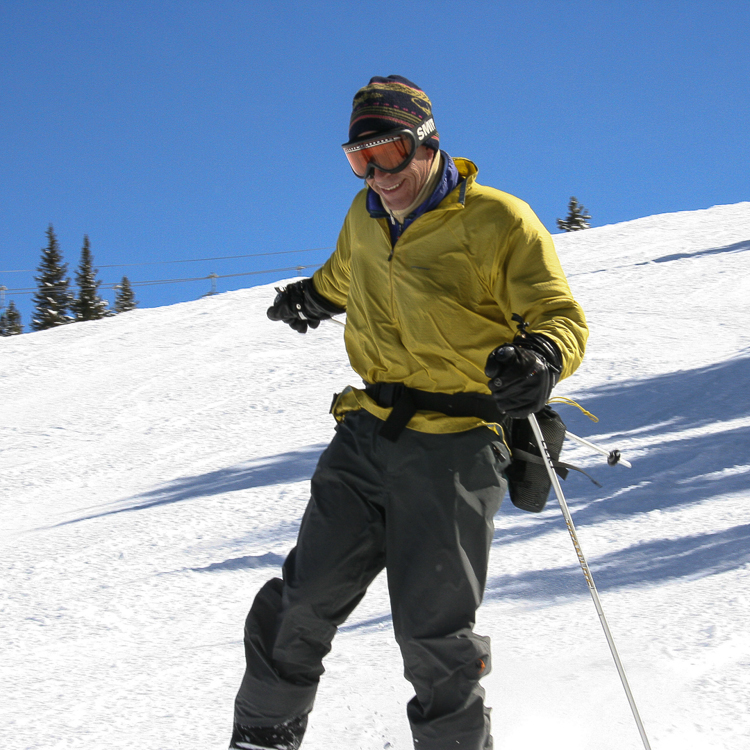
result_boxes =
[2,0,748,330]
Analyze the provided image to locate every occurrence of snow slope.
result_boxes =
[2,202,750,750]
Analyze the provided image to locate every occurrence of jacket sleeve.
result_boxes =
[489,199,588,381]
[311,199,356,310]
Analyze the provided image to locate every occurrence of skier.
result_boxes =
[230,75,588,750]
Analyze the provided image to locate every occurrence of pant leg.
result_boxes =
[234,413,388,728]
[382,424,510,750]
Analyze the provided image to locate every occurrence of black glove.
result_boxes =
[267,278,345,334]
[485,331,562,418]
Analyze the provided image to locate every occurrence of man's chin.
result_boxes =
[380,193,412,212]
[372,181,412,212]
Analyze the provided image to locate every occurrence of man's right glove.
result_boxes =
[267,278,345,334]
[484,331,562,418]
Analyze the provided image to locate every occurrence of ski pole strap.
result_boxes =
[363,383,505,442]
[511,447,602,488]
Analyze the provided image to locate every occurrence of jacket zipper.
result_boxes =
[388,215,400,261]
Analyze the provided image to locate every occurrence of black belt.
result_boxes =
[363,383,505,442]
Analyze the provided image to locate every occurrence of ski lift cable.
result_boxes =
[1,263,324,296]
[0,246,333,275]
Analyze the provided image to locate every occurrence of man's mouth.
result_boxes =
[379,180,404,193]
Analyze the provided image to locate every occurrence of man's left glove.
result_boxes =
[484,331,562,418]
[267,278,345,334]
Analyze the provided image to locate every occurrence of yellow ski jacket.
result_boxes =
[313,157,588,433]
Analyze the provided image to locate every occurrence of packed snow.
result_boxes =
[2,202,750,750]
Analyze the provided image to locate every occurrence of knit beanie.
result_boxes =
[347,75,440,150]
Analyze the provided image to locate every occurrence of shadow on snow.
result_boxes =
[650,237,750,265]
[189,551,287,574]
[51,358,750,593]
[50,443,328,526]
[490,355,750,594]
[486,522,750,602]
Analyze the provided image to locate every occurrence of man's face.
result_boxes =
[365,145,435,212]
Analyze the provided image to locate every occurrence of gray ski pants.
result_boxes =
[234,409,510,750]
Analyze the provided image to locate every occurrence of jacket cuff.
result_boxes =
[305,278,346,316]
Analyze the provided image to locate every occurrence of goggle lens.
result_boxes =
[343,133,414,178]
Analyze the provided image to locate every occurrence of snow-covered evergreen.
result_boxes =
[31,225,74,331]
[71,236,110,322]
[0,299,23,336]
[114,275,138,313]
[557,197,592,231]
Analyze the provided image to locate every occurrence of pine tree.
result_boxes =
[114,276,138,313]
[72,235,109,321]
[557,197,592,232]
[0,300,24,336]
[31,225,73,331]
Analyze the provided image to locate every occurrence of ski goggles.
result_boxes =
[342,118,436,179]
[342,129,416,179]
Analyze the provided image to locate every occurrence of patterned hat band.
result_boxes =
[348,75,439,150]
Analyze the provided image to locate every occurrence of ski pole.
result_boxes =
[527,413,652,750]
[565,430,632,468]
